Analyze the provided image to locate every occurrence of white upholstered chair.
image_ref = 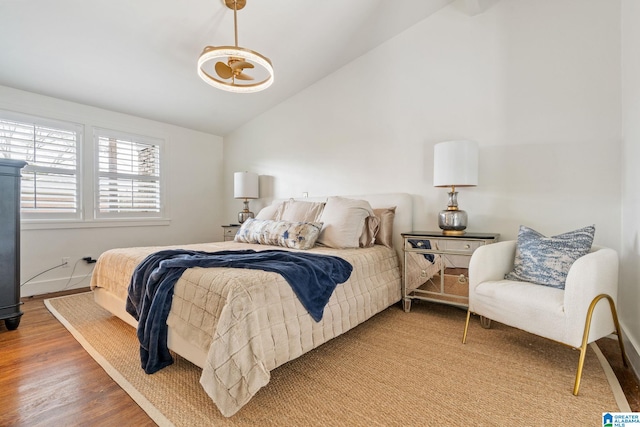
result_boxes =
[462,240,627,395]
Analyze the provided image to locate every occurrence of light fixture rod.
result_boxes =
[233,0,238,47]
[232,0,238,84]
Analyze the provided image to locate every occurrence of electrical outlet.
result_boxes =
[62,257,70,268]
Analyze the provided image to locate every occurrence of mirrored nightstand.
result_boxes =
[221,224,241,241]
[401,231,500,312]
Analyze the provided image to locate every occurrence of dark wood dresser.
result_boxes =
[0,159,26,330]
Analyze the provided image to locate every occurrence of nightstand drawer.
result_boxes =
[404,238,440,252]
[440,239,483,253]
[222,225,240,241]
[404,237,484,254]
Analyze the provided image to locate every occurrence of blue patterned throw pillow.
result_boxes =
[234,218,323,250]
[504,225,595,289]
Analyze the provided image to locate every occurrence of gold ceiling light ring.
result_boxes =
[198,0,274,93]
[197,46,274,93]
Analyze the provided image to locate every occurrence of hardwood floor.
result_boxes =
[1,289,638,426]
[0,289,154,427]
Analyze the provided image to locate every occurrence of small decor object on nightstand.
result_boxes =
[234,171,259,223]
[433,140,478,235]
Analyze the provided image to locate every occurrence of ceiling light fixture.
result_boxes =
[197,0,274,93]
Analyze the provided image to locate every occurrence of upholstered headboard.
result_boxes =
[266,193,413,265]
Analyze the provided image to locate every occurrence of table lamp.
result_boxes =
[234,171,259,223]
[433,140,478,235]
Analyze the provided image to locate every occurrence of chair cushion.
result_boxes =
[475,280,564,315]
[504,225,595,289]
[474,279,566,343]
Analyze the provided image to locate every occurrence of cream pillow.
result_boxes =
[255,201,283,220]
[317,196,374,249]
[275,199,326,223]
[373,207,396,248]
[359,215,381,248]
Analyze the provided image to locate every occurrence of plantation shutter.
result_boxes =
[96,131,162,218]
[0,115,80,219]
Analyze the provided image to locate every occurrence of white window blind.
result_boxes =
[95,130,162,218]
[0,112,80,219]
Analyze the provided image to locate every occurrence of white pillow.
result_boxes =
[275,199,326,223]
[317,196,374,248]
[255,201,283,220]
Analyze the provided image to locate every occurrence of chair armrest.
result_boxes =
[468,240,517,292]
[563,247,619,345]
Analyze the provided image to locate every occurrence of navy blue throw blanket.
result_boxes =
[125,249,352,374]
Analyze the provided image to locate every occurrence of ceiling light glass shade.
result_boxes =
[198,46,274,93]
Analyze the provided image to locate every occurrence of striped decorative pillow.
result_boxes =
[504,225,595,289]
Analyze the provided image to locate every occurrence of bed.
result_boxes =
[90,193,412,416]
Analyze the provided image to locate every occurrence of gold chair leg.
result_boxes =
[462,310,471,344]
[573,293,628,396]
[574,342,589,396]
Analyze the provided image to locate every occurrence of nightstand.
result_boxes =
[221,224,241,241]
[401,231,499,312]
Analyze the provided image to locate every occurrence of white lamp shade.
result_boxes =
[234,172,259,199]
[433,140,479,187]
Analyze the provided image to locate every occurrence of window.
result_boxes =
[0,110,166,226]
[0,111,81,220]
[94,128,163,218]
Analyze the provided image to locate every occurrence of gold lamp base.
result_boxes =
[238,210,254,223]
[438,208,468,235]
[238,199,254,223]
[442,228,466,236]
[438,188,468,235]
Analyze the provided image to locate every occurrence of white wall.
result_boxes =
[621,0,640,378]
[224,0,632,364]
[0,85,224,296]
[224,0,621,247]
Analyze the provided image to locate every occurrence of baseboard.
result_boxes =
[21,286,91,301]
[20,275,93,298]
[621,326,640,383]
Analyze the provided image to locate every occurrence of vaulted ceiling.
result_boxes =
[1,0,458,135]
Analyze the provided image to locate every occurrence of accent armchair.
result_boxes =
[462,240,627,395]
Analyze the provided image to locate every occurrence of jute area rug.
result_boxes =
[46,292,628,427]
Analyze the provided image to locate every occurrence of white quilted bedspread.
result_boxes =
[90,241,401,417]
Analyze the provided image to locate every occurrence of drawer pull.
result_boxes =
[464,244,470,249]
[458,274,467,284]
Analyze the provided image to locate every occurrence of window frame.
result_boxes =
[92,127,165,220]
[0,109,83,221]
